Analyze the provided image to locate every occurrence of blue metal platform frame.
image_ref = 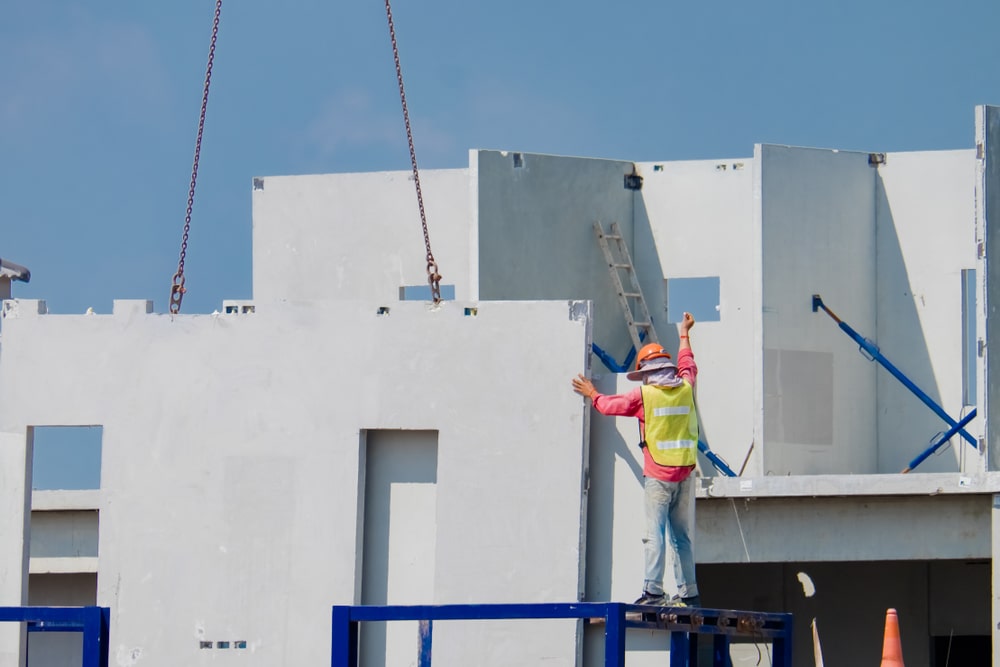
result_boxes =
[0,606,110,667]
[331,602,793,667]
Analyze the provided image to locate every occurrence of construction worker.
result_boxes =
[572,312,701,607]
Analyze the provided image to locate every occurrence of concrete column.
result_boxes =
[0,430,32,667]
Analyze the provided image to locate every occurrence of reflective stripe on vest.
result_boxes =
[641,381,699,467]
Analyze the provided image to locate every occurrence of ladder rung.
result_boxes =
[620,292,641,298]
[610,263,633,269]
[630,321,652,328]
[603,234,623,240]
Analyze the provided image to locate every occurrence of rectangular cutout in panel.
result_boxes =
[763,350,834,446]
[29,426,103,490]
[358,430,438,667]
[962,269,976,406]
[399,285,456,301]
[666,276,721,323]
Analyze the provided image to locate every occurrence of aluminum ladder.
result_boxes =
[594,221,658,350]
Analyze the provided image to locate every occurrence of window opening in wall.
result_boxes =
[30,426,103,490]
[666,276,720,323]
[399,284,455,301]
[961,269,976,406]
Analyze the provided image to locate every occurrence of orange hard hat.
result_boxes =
[635,343,671,370]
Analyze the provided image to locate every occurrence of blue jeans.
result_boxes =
[642,476,698,598]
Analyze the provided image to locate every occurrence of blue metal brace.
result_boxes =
[902,408,977,473]
[699,440,736,477]
[812,295,977,450]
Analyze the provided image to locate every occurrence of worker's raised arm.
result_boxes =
[678,312,695,354]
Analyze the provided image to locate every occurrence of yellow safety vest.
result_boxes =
[640,381,699,467]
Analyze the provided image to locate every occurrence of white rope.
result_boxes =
[731,497,751,562]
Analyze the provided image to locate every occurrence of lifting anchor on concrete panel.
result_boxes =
[811,294,978,471]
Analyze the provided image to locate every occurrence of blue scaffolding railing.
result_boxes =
[0,606,110,667]
[331,602,793,667]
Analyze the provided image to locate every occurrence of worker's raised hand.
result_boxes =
[681,312,695,332]
[572,374,598,400]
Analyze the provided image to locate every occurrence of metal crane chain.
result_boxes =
[170,0,223,315]
[384,0,442,303]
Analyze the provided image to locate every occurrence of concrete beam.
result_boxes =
[699,493,991,563]
[701,471,1000,498]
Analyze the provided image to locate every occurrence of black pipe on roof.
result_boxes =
[0,257,31,283]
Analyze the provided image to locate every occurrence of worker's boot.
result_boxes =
[633,591,667,606]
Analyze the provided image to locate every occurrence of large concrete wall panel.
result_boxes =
[756,145,877,474]
[252,169,472,303]
[0,299,591,666]
[475,150,640,359]
[875,150,978,473]
[635,159,755,474]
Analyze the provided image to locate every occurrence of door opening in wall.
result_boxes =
[357,429,439,667]
[26,425,102,665]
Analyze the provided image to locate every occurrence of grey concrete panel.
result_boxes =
[0,299,591,666]
[475,151,639,360]
[251,169,472,304]
[983,106,1000,472]
[698,494,991,563]
[756,145,877,474]
[763,349,834,446]
[875,150,978,474]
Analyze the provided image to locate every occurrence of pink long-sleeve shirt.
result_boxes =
[591,348,698,482]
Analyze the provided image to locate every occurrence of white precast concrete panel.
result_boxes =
[635,159,755,475]
[874,150,978,473]
[474,150,641,360]
[251,169,472,303]
[756,145,877,474]
[0,300,591,666]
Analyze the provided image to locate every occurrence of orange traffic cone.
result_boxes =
[880,608,904,667]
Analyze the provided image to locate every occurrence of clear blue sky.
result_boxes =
[2,0,999,317]
[2,1,999,486]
